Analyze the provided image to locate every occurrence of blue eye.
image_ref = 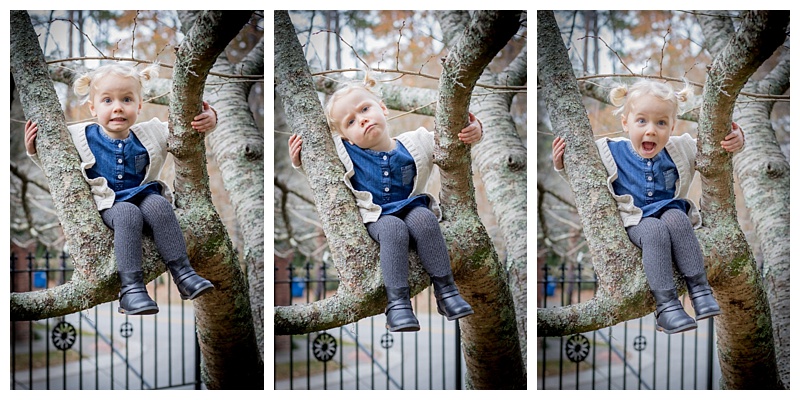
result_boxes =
[636,118,645,124]
[362,106,369,112]
[658,120,667,126]
[124,97,132,102]
[103,98,112,104]
[347,119,354,126]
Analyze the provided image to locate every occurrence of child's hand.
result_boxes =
[24,120,38,155]
[552,136,566,170]
[721,121,745,153]
[458,112,482,144]
[288,134,303,167]
[191,101,217,133]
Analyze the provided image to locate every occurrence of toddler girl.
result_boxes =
[552,80,744,334]
[288,73,480,332]
[25,63,217,315]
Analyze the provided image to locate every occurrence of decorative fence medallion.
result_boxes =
[633,335,647,351]
[120,322,134,338]
[565,334,590,362]
[312,332,337,362]
[380,333,394,349]
[51,321,77,351]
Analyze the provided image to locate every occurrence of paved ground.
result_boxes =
[274,311,468,390]
[11,302,203,390]
[538,316,722,390]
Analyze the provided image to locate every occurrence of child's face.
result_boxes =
[330,90,390,150]
[621,94,675,159]
[88,74,142,138]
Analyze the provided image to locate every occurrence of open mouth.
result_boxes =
[642,141,656,152]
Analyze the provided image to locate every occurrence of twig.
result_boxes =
[46,56,263,79]
[578,35,634,75]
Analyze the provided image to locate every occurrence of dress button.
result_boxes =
[647,176,652,181]
[647,161,651,166]
[117,174,123,179]
[383,171,389,176]
[118,159,123,164]
[118,143,123,148]
[382,155,388,161]
[384,187,390,192]
[647,191,653,197]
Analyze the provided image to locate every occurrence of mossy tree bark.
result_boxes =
[537,10,786,389]
[696,10,790,389]
[274,10,525,389]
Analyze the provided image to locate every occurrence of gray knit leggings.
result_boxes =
[366,207,452,289]
[100,194,187,273]
[626,208,704,290]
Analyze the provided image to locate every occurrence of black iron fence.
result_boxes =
[274,262,466,390]
[538,263,720,390]
[10,252,202,390]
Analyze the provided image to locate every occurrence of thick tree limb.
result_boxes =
[168,10,262,390]
[694,10,788,389]
[537,10,651,336]
[433,10,525,389]
[9,10,166,320]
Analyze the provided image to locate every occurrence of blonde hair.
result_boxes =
[323,70,383,135]
[73,63,158,104]
[609,79,693,120]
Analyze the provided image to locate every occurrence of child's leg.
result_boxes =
[626,217,675,290]
[660,208,720,319]
[365,215,410,288]
[658,208,704,278]
[628,216,696,333]
[137,194,213,300]
[137,194,187,263]
[101,202,144,273]
[401,207,450,278]
[403,207,473,320]
[366,215,419,332]
[100,202,158,315]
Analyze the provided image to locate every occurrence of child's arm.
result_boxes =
[458,112,483,144]
[720,121,745,153]
[190,101,217,133]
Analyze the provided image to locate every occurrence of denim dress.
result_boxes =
[343,140,428,216]
[608,140,689,219]
[84,124,161,203]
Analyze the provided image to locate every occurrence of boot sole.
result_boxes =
[180,282,215,300]
[656,322,697,334]
[118,305,159,315]
[695,310,721,320]
[437,308,475,321]
[386,323,420,332]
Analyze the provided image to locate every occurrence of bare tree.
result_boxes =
[274,10,526,389]
[537,10,788,389]
[10,10,263,389]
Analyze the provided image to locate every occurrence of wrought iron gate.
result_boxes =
[538,263,721,390]
[274,262,467,390]
[11,252,203,390]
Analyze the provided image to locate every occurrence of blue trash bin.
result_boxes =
[545,276,556,296]
[33,271,47,289]
[291,277,305,297]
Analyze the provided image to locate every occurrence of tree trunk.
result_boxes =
[169,10,262,389]
[537,10,651,335]
[10,10,263,389]
[697,11,791,388]
[178,9,266,364]
[275,10,525,388]
[698,9,790,389]
[436,11,528,369]
[537,9,787,389]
